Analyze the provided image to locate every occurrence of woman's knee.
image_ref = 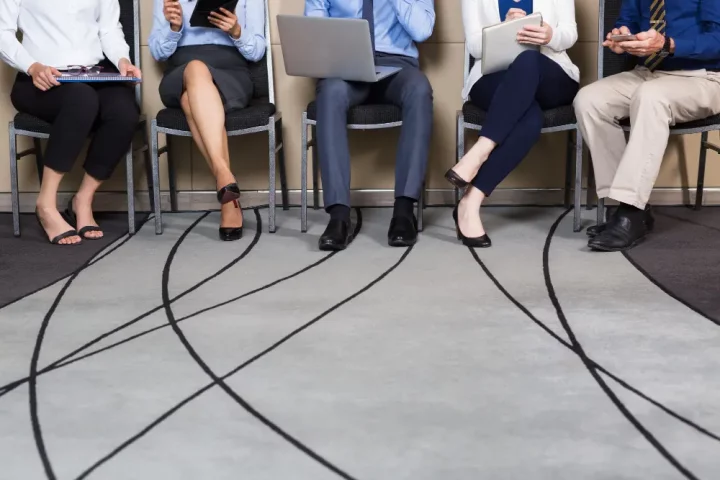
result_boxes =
[183,60,212,85]
[511,49,543,70]
[61,83,101,120]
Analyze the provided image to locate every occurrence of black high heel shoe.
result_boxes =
[217,183,241,204]
[219,199,243,242]
[444,169,469,189]
[452,206,491,248]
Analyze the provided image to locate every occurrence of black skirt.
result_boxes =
[159,45,254,112]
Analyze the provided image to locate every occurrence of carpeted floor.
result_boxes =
[0,206,718,480]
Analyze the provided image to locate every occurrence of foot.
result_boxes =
[319,219,352,251]
[457,194,486,239]
[72,195,103,239]
[587,205,654,238]
[36,205,81,245]
[215,169,237,192]
[588,208,648,252]
[388,215,417,247]
[220,200,243,229]
[449,153,486,186]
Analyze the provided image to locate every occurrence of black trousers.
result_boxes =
[469,50,579,196]
[10,72,140,181]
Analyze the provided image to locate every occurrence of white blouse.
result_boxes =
[0,0,131,73]
[461,0,580,100]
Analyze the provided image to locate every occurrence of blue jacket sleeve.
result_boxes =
[233,0,267,62]
[148,0,183,61]
[390,0,435,43]
[305,0,330,17]
[614,0,641,34]
[673,0,720,60]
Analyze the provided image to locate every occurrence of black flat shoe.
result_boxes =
[64,196,103,240]
[217,183,241,204]
[35,210,81,246]
[319,219,352,251]
[587,205,654,238]
[452,206,491,248]
[588,211,648,252]
[444,169,469,189]
[219,199,243,241]
[388,215,418,247]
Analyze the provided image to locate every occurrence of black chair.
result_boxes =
[151,0,287,234]
[593,0,720,225]
[8,0,152,237]
[456,46,585,232]
[300,102,426,233]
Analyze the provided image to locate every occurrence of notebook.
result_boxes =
[55,73,141,83]
[481,12,543,75]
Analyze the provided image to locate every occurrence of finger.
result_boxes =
[133,68,142,80]
[619,26,631,35]
[507,8,526,14]
[218,7,233,16]
[518,31,545,39]
[523,25,543,32]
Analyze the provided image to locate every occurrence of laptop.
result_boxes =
[481,12,543,75]
[277,15,401,83]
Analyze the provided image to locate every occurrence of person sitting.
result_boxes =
[149,0,266,241]
[0,0,142,245]
[305,0,435,251]
[446,0,579,247]
[574,0,720,252]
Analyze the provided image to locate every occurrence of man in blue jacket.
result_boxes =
[305,0,435,251]
[574,0,720,252]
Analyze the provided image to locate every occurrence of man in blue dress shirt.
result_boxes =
[305,0,435,251]
[574,0,720,252]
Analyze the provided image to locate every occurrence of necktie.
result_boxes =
[363,0,375,55]
[644,0,667,71]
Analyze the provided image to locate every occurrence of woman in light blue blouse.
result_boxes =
[149,0,266,241]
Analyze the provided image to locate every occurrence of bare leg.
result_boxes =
[457,185,486,237]
[36,167,81,244]
[181,62,241,229]
[452,137,497,182]
[73,173,103,239]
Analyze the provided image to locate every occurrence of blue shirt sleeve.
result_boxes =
[148,0,183,61]
[673,0,720,60]
[305,0,330,17]
[614,0,641,34]
[233,0,267,62]
[390,0,435,43]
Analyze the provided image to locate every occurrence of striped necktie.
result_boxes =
[644,0,667,71]
[363,0,375,54]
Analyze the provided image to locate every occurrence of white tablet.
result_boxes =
[481,13,543,75]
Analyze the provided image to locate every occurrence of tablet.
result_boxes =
[189,0,240,28]
[481,12,543,75]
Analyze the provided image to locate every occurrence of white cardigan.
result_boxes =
[461,0,580,100]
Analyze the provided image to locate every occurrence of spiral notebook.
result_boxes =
[56,73,140,83]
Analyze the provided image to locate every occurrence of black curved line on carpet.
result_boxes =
[0,214,154,311]
[543,209,699,480]
[468,231,720,444]
[0,210,261,401]
[655,210,720,235]
[622,252,720,329]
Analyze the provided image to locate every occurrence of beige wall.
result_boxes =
[1,0,719,198]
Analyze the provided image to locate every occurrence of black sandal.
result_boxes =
[35,210,82,245]
[64,196,104,240]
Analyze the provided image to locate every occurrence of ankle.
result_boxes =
[393,196,415,219]
[328,204,351,223]
[74,192,94,207]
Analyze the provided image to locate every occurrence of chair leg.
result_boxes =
[695,131,709,210]
[301,114,309,233]
[125,148,135,235]
[456,113,465,205]
[150,120,163,234]
[33,138,44,184]
[268,117,278,233]
[9,124,20,237]
[166,137,179,212]
[586,158,596,211]
[573,128,584,232]
[311,125,320,210]
[417,181,425,232]
[276,118,289,211]
[564,130,573,209]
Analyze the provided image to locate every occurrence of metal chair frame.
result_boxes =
[151,0,287,234]
[9,0,150,237]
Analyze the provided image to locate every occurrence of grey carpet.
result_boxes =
[0,212,148,309]
[0,207,718,480]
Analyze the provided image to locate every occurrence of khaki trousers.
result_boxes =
[574,67,720,209]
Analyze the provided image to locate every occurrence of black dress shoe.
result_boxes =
[587,205,654,238]
[219,226,243,241]
[387,215,418,247]
[588,211,648,252]
[319,219,352,251]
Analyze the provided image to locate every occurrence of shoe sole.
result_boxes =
[388,238,417,248]
[319,235,354,252]
[589,236,646,252]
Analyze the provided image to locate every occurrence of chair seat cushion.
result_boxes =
[462,102,576,129]
[13,112,52,134]
[620,114,720,131]
[306,102,402,124]
[156,102,276,132]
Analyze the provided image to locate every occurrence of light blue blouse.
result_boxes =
[149,0,266,62]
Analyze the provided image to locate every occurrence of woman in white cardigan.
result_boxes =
[445,0,580,247]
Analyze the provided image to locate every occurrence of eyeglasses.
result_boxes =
[66,65,104,76]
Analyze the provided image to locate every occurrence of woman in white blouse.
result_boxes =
[0,0,142,245]
[445,0,580,247]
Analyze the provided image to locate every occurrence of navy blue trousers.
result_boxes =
[469,50,579,196]
[315,53,433,209]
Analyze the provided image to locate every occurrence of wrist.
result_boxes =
[230,24,241,40]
